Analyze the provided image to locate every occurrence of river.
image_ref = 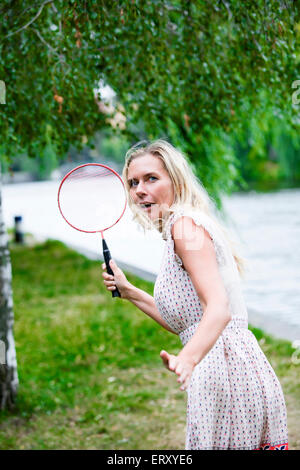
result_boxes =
[2,180,300,343]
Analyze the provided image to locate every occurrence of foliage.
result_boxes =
[1,124,59,180]
[93,129,131,165]
[166,117,246,207]
[229,92,300,190]
[0,1,300,203]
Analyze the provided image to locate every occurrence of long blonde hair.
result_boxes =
[122,139,247,278]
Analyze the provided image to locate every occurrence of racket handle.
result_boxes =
[102,239,121,298]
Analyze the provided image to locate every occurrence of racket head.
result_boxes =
[57,163,127,233]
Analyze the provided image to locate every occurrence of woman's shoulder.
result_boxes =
[171,206,216,232]
[162,205,215,241]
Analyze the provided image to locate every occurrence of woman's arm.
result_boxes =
[160,216,231,390]
[125,282,177,334]
[102,259,177,334]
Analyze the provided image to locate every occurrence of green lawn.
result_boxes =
[0,239,299,449]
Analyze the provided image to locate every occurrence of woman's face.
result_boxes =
[127,153,174,221]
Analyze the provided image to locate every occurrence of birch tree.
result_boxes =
[0,166,18,409]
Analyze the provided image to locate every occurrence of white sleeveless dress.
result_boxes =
[154,209,288,450]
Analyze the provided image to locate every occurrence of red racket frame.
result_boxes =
[57,163,127,238]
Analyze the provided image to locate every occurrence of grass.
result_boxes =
[0,238,299,450]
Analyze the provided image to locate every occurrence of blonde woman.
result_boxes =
[102,139,288,450]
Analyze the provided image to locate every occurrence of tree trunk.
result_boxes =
[0,166,18,410]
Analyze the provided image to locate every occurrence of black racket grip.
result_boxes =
[102,239,121,298]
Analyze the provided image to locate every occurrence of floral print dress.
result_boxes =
[154,209,288,450]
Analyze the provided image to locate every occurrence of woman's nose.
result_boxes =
[136,181,147,196]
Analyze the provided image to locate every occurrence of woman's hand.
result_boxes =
[160,350,196,391]
[102,259,132,299]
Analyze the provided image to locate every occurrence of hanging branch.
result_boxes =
[3,0,54,40]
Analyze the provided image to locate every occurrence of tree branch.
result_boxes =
[221,0,233,20]
[13,2,43,21]
[30,27,60,57]
[50,2,62,37]
[3,0,54,40]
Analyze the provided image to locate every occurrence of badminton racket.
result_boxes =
[57,163,127,298]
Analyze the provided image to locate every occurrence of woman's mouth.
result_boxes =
[140,203,155,210]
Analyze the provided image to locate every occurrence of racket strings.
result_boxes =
[58,164,126,233]
[63,168,113,182]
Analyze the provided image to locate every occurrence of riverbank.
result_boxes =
[3,181,300,339]
[0,239,298,449]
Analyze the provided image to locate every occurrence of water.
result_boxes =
[222,188,300,341]
[2,180,300,342]
[1,179,165,276]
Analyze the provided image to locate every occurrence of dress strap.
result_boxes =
[163,208,229,269]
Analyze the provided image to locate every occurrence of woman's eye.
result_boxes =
[129,177,156,187]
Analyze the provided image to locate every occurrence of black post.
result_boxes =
[14,216,24,244]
